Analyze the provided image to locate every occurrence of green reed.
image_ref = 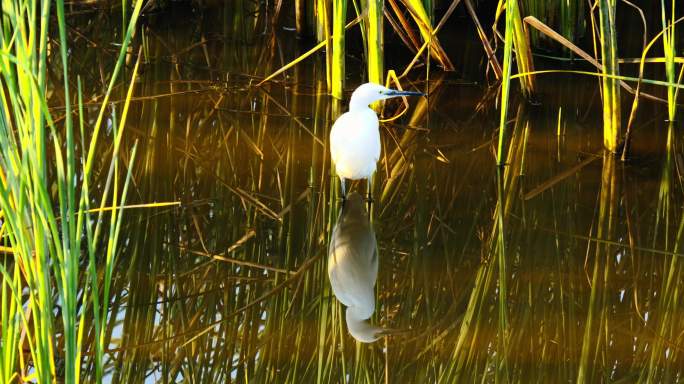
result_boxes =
[497,0,515,165]
[443,103,526,382]
[563,0,585,49]
[520,0,543,46]
[0,0,142,382]
[496,0,535,97]
[423,0,434,22]
[511,0,536,97]
[662,0,677,121]
[295,0,306,36]
[315,0,333,89]
[521,0,584,51]
[494,167,509,383]
[597,0,621,152]
[331,0,347,99]
[639,122,683,383]
[403,0,454,70]
[365,0,384,86]
[577,154,617,383]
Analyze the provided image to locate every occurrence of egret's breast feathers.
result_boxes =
[330,110,381,180]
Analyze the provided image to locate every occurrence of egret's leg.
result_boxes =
[340,177,346,199]
[366,175,374,213]
[366,177,373,202]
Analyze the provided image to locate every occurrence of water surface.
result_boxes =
[68,5,684,382]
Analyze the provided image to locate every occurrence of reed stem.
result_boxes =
[497,0,515,165]
[316,0,333,90]
[662,0,677,121]
[509,0,536,96]
[598,0,621,152]
[332,0,347,99]
[0,0,143,381]
[295,0,305,36]
[366,0,384,85]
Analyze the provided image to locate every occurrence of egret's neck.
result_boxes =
[349,96,374,112]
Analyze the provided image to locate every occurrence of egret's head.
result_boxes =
[346,307,384,343]
[349,82,424,110]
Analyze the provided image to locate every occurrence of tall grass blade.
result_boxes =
[497,0,515,165]
[597,0,621,152]
[496,0,535,96]
[402,0,454,70]
[662,0,677,121]
[332,0,348,99]
[365,0,384,85]
[0,0,143,381]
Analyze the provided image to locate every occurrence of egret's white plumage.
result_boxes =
[330,108,380,181]
[328,192,382,343]
[330,83,423,195]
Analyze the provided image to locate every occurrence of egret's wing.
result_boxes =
[372,126,381,163]
[328,195,378,311]
[366,113,380,163]
[330,110,381,179]
[370,244,378,285]
[329,112,352,166]
[328,233,375,309]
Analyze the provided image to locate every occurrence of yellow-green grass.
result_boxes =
[0,0,144,382]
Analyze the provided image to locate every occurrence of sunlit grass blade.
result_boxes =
[497,0,515,165]
[597,0,621,152]
[522,16,681,104]
[495,0,535,97]
[398,0,461,79]
[464,0,502,79]
[331,0,347,99]
[0,0,143,382]
[577,154,617,383]
[366,0,384,85]
[662,0,677,121]
[401,0,454,70]
[257,16,362,87]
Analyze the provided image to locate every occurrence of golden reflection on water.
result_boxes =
[64,8,684,383]
[328,192,383,343]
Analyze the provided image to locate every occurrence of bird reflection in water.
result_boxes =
[328,192,384,343]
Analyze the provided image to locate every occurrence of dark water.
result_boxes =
[68,4,684,383]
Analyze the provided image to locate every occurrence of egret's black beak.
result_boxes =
[385,89,426,97]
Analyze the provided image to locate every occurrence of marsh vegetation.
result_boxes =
[0,0,683,382]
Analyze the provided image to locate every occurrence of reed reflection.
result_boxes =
[328,193,383,343]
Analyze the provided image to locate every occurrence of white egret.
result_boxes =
[330,83,424,197]
[328,192,382,343]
